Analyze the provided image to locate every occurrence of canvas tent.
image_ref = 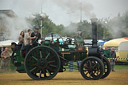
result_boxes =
[104,38,128,62]
[0,40,18,47]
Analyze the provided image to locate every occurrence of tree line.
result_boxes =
[29,11,128,39]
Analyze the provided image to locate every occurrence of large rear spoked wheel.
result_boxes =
[80,57,104,80]
[24,46,60,80]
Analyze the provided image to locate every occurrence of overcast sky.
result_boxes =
[0,0,128,26]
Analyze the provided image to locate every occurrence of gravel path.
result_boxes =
[0,70,128,85]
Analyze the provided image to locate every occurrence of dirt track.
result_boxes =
[0,70,128,85]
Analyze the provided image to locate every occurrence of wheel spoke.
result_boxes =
[47,60,55,64]
[45,53,50,60]
[50,64,57,68]
[32,56,38,61]
[30,67,37,72]
[40,51,43,59]
[92,63,97,69]
[39,70,42,78]
[46,70,51,76]
[88,60,92,67]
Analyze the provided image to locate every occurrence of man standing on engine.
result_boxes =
[24,29,36,54]
[31,28,41,47]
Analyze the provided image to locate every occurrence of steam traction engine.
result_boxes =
[11,18,111,80]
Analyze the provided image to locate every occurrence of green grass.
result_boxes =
[115,65,128,70]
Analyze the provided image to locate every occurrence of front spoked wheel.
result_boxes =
[24,46,60,80]
[80,57,104,80]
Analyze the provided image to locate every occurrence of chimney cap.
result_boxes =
[90,18,98,22]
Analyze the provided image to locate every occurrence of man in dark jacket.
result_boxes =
[31,28,41,47]
[111,47,116,72]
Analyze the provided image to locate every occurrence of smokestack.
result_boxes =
[91,18,98,47]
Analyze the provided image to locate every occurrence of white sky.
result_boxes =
[0,0,128,26]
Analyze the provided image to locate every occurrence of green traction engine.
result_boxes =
[11,18,111,80]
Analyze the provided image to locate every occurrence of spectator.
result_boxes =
[103,46,111,58]
[24,29,36,54]
[1,47,10,71]
[111,47,116,72]
[31,28,41,47]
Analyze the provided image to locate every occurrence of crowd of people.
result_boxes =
[103,46,116,72]
[0,28,41,72]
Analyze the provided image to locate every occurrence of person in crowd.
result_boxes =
[31,28,41,47]
[18,31,24,46]
[110,47,116,72]
[24,29,36,54]
[0,47,10,71]
[103,46,111,59]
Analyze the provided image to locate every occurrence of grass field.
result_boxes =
[115,65,128,70]
[0,65,128,85]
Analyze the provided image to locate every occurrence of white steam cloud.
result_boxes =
[0,13,30,40]
[0,0,95,40]
[52,0,95,18]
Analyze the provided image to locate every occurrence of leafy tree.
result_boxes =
[29,11,128,39]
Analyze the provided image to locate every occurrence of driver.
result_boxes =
[31,28,41,47]
[76,30,84,71]
[76,30,84,47]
